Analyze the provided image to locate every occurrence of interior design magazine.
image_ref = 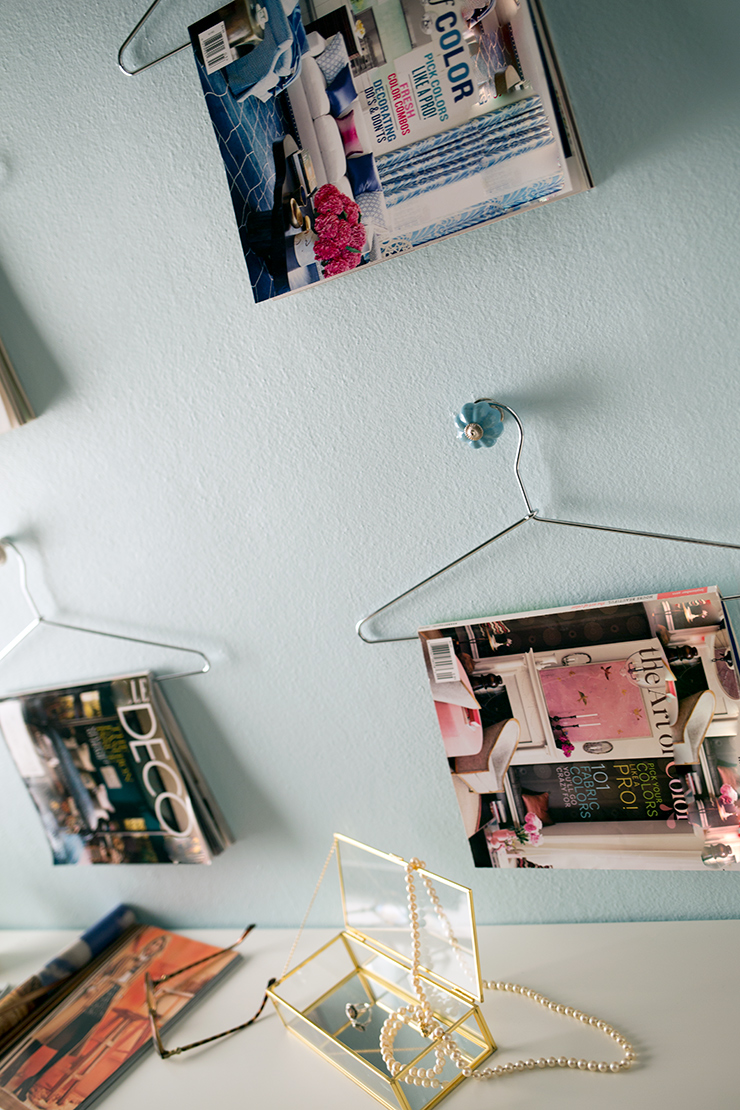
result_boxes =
[0,923,240,1110]
[189,0,590,302]
[0,673,232,865]
[0,906,136,1057]
[419,588,740,869]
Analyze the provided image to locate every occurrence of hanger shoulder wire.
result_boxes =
[118,0,190,76]
[0,539,210,681]
[355,514,534,644]
[356,399,740,643]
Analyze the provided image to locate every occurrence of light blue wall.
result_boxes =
[1,0,739,929]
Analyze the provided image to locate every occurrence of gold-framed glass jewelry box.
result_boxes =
[267,835,496,1110]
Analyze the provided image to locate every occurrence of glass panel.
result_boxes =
[446,1023,493,1062]
[271,937,495,1110]
[467,1007,496,1054]
[360,948,408,988]
[275,1001,398,1108]
[273,933,357,1013]
[336,836,481,999]
[396,1031,492,1110]
[307,972,377,1036]
[397,1049,462,1110]
[343,937,471,1025]
[382,1019,494,1110]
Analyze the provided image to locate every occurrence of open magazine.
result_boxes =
[0,922,240,1110]
[189,0,590,301]
[0,906,136,1057]
[0,673,232,864]
[419,588,740,869]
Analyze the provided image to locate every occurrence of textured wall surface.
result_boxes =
[1,0,739,929]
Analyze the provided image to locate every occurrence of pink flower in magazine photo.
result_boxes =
[313,238,342,262]
[331,220,352,248]
[348,223,366,250]
[343,198,360,224]
[314,213,340,238]
[314,184,345,216]
[310,183,365,278]
[323,256,353,277]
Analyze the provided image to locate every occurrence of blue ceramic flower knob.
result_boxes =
[454,401,504,448]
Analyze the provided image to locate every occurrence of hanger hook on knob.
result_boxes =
[454,399,536,518]
[454,401,505,448]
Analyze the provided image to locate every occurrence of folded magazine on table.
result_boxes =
[0,673,232,865]
[419,587,740,869]
[0,921,240,1110]
[189,0,590,301]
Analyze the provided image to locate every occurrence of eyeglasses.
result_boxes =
[145,924,276,1058]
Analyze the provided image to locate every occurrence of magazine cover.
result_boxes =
[189,0,590,301]
[0,907,136,1055]
[0,925,240,1110]
[419,588,740,869]
[0,674,229,865]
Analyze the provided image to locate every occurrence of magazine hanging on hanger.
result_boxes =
[419,586,740,870]
[0,541,232,865]
[353,400,740,868]
[119,0,591,302]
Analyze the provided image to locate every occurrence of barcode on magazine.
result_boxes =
[429,638,457,683]
[199,22,232,74]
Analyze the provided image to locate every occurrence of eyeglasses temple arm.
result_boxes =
[150,925,255,988]
[152,978,277,1057]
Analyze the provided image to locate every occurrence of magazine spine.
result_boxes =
[0,335,35,428]
[151,683,233,852]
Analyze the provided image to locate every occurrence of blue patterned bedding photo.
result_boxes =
[191,38,299,301]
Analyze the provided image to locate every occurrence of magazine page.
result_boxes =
[0,907,137,1053]
[0,675,213,865]
[0,926,240,1110]
[188,0,588,302]
[419,588,740,869]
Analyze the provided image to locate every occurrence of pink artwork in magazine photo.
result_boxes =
[419,588,740,870]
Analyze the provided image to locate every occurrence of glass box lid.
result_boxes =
[335,835,483,1002]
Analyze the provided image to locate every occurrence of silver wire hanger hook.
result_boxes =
[356,399,740,644]
[0,539,210,682]
[461,399,536,518]
[118,0,191,76]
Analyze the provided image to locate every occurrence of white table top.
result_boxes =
[1,920,735,1109]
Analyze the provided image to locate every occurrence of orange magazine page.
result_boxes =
[0,926,240,1110]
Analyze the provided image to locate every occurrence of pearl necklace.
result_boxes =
[378,858,636,1091]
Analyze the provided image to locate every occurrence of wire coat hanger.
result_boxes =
[0,539,210,681]
[356,400,740,644]
[118,0,191,76]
